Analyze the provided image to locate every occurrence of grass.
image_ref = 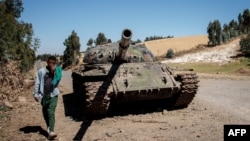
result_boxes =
[167,57,250,75]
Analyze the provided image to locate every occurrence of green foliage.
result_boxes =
[242,9,250,33]
[107,39,112,43]
[237,9,250,34]
[207,20,222,46]
[20,48,36,72]
[86,38,94,47]
[240,34,250,55]
[4,0,23,18]
[0,0,37,72]
[37,54,61,61]
[32,38,40,53]
[132,39,142,44]
[95,32,107,45]
[166,48,174,58]
[221,31,229,43]
[207,9,250,47]
[62,30,81,69]
[144,35,173,42]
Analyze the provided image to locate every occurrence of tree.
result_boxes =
[242,9,250,33]
[238,13,244,34]
[95,32,107,45]
[207,8,250,46]
[62,30,81,69]
[5,0,23,18]
[222,24,230,42]
[240,34,250,55]
[0,0,37,72]
[133,39,142,44]
[107,39,112,43]
[229,20,239,37]
[207,20,222,46]
[86,38,94,47]
[32,38,40,54]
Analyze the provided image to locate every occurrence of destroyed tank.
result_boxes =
[72,29,199,117]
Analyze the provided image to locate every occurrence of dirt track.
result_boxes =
[1,70,250,141]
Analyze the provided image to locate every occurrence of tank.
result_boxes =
[72,29,199,117]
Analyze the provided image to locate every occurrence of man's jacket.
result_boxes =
[33,66,62,99]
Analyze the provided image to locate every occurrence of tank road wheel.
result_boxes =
[173,72,199,108]
[84,81,111,117]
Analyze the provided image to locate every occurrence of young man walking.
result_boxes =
[33,56,62,140]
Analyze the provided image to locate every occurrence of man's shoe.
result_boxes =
[48,132,57,140]
[47,127,50,133]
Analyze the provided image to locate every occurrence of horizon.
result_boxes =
[20,0,250,55]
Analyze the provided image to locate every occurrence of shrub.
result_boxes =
[240,34,250,55]
[166,48,174,58]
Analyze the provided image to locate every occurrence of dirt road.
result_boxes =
[1,70,249,141]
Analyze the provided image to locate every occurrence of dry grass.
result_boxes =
[145,35,209,57]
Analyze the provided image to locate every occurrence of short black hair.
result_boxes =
[47,56,57,62]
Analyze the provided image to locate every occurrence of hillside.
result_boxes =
[145,35,209,57]
[162,38,240,64]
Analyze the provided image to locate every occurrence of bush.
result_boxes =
[240,34,250,55]
[166,48,174,58]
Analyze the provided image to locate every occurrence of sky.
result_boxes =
[20,0,250,55]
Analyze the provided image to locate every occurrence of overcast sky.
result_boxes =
[20,0,250,55]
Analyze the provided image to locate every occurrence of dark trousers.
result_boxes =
[41,96,58,132]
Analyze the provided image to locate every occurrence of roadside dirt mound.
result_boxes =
[0,61,26,103]
[235,67,250,75]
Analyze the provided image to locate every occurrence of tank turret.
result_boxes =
[83,29,154,64]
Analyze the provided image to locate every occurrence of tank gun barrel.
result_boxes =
[118,29,132,60]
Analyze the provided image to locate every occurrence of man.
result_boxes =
[33,56,62,140]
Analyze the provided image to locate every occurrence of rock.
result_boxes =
[162,109,168,115]
[23,79,35,89]
[17,96,26,103]
[106,132,113,137]
[4,100,13,109]
[17,96,27,106]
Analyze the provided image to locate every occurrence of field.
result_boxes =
[145,35,209,57]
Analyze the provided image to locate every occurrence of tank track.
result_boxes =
[84,81,111,116]
[173,72,199,108]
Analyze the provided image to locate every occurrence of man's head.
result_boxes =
[47,56,57,71]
